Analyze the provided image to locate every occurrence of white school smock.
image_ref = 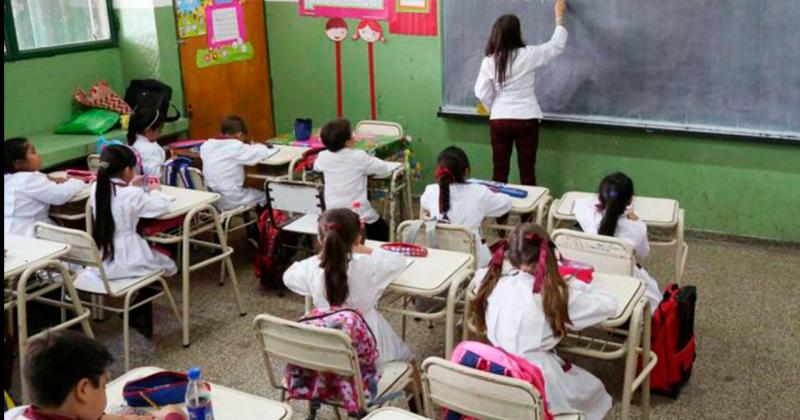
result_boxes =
[3,406,30,420]
[4,172,85,237]
[480,269,617,420]
[419,183,513,267]
[573,196,662,313]
[200,138,272,211]
[132,134,166,179]
[474,26,568,120]
[88,181,177,280]
[283,248,415,366]
[313,148,394,224]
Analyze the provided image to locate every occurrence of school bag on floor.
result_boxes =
[124,79,181,122]
[254,209,297,291]
[648,283,697,397]
[285,307,380,418]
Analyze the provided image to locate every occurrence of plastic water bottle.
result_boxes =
[185,367,214,420]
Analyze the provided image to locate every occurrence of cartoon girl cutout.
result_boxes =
[326,18,349,117]
[353,19,385,43]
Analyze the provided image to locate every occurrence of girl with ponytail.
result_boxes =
[128,106,170,179]
[283,208,414,365]
[574,172,661,313]
[470,223,617,420]
[420,146,512,267]
[90,145,177,280]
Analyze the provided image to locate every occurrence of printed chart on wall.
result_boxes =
[196,1,254,68]
[176,0,211,38]
[300,0,389,19]
[389,0,437,36]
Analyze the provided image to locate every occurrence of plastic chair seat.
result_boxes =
[73,269,163,296]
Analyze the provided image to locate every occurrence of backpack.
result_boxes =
[447,341,553,420]
[286,307,380,417]
[163,157,195,189]
[254,209,297,291]
[124,79,181,123]
[648,283,697,397]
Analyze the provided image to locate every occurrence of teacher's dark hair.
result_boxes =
[485,14,526,87]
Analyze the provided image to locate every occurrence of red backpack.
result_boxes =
[254,209,297,292]
[648,283,697,397]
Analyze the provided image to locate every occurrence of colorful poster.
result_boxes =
[389,0,437,36]
[206,2,247,48]
[196,41,254,68]
[176,0,211,38]
[299,0,389,20]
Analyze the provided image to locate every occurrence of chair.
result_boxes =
[181,167,259,285]
[362,407,428,419]
[355,120,404,138]
[422,357,585,420]
[550,229,637,276]
[264,179,325,235]
[34,223,181,371]
[87,154,101,173]
[253,314,421,419]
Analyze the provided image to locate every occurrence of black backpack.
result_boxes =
[124,79,181,122]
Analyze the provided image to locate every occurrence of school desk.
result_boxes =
[363,407,428,419]
[476,182,552,233]
[4,235,94,401]
[106,367,293,420]
[367,240,475,358]
[548,191,688,283]
[558,272,655,420]
[142,186,247,347]
[44,171,92,222]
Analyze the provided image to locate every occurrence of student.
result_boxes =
[90,145,177,280]
[4,137,86,237]
[314,119,394,241]
[471,224,617,420]
[5,330,184,420]
[574,172,662,312]
[128,106,169,179]
[200,116,273,211]
[283,208,414,366]
[420,146,513,267]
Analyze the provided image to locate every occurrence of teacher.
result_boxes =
[474,0,567,186]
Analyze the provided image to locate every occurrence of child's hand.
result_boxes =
[626,207,639,221]
[147,183,161,192]
[48,175,68,184]
[168,147,178,160]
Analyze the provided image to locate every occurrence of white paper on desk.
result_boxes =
[264,147,280,159]
[151,190,177,201]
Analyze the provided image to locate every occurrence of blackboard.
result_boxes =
[442,0,800,140]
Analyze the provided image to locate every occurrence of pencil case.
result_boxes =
[122,371,205,407]
[558,258,595,283]
[380,242,428,257]
[65,169,96,182]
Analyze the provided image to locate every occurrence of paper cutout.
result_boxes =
[196,41,254,68]
[299,0,389,20]
[176,0,211,38]
[353,20,384,119]
[206,2,246,49]
[389,0,437,36]
[326,18,349,117]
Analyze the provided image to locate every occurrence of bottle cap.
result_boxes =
[352,201,361,209]
[187,367,201,380]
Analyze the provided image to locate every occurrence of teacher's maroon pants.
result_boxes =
[489,119,540,186]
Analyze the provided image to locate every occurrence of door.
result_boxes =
[175,0,275,140]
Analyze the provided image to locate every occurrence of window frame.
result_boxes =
[4,0,118,62]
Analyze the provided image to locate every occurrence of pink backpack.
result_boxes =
[449,341,553,420]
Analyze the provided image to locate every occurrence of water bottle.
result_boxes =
[185,367,214,420]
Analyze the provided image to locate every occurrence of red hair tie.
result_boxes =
[434,166,454,180]
[532,238,549,293]
[324,223,340,231]
[489,244,505,268]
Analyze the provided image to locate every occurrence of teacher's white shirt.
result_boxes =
[474,25,568,120]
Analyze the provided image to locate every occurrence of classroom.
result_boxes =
[3,0,799,419]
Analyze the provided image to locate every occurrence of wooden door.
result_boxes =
[175,0,275,140]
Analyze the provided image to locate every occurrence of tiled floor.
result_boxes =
[9,231,800,419]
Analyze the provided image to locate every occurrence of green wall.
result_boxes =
[264,3,800,241]
[3,49,124,138]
